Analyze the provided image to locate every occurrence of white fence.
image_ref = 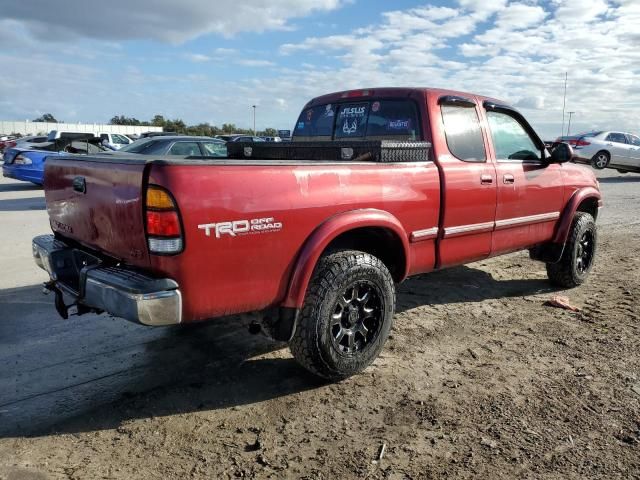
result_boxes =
[0,121,162,136]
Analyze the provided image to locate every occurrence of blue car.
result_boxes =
[2,138,108,185]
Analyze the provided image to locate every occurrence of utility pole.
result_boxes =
[252,105,257,136]
[567,111,575,136]
[561,72,567,138]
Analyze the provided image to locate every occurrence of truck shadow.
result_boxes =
[396,264,554,313]
[0,181,42,193]
[1,264,555,437]
[597,175,640,183]
[0,284,320,438]
[0,196,46,211]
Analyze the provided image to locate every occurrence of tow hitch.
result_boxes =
[42,281,96,320]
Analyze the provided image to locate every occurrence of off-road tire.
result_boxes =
[289,250,396,381]
[591,151,610,170]
[546,212,597,288]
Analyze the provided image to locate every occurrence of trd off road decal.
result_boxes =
[198,217,283,239]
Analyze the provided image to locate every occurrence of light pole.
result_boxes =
[561,72,567,138]
[252,105,256,136]
[567,111,575,136]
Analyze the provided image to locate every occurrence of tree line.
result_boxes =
[110,114,279,137]
[32,113,281,137]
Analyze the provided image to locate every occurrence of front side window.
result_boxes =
[487,111,540,161]
[441,105,486,162]
[606,132,627,144]
[627,134,640,146]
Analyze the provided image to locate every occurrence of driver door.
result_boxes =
[484,107,564,255]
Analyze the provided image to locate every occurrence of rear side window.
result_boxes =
[295,104,337,139]
[441,105,486,162]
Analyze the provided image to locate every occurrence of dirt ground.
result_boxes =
[1,172,639,479]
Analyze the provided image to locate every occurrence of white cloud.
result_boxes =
[185,53,211,63]
[0,0,345,43]
[515,96,545,110]
[277,0,640,138]
[553,0,609,23]
[235,59,276,67]
[496,3,547,29]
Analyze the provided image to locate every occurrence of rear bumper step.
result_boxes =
[32,235,181,326]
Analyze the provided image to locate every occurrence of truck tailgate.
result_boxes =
[44,157,150,266]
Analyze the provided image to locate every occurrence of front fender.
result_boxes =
[282,208,410,309]
[552,186,602,244]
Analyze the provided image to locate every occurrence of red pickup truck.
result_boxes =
[33,87,602,380]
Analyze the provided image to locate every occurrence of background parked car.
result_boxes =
[570,131,640,173]
[98,132,132,150]
[0,135,20,154]
[2,138,109,185]
[15,135,50,149]
[215,134,266,142]
[117,136,227,156]
[139,131,178,138]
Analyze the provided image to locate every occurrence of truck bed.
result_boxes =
[44,152,441,320]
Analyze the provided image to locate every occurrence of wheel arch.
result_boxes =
[552,187,602,245]
[282,209,410,309]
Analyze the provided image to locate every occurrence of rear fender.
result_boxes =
[282,209,410,309]
[552,187,602,245]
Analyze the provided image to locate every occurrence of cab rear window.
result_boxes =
[294,100,420,141]
[295,104,336,139]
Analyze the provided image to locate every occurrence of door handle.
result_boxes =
[480,174,493,184]
[503,174,515,184]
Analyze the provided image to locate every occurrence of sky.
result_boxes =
[0,0,638,139]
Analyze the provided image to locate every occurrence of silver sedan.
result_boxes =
[570,131,640,173]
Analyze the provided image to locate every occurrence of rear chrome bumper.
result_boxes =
[32,234,182,326]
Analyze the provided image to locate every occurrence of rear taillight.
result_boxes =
[14,154,32,165]
[145,185,183,254]
[575,139,591,147]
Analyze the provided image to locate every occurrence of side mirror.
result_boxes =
[550,142,573,164]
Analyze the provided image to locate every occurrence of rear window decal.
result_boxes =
[387,119,412,130]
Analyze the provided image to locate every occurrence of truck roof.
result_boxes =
[304,87,508,110]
